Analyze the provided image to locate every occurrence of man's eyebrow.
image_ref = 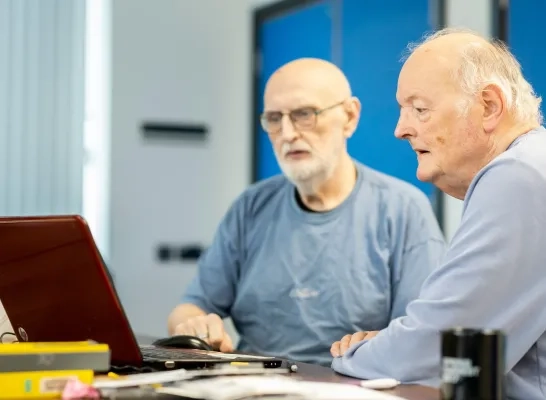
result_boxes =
[263,103,319,113]
[292,102,320,109]
[396,95,416,107]
[405,94,433,105]
[397,94,433,110]
[404,95,419,103]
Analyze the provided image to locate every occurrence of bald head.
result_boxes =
[264,58,351,110]
[260,58,361,191]
[401,27,542,124]
[413,29,492,57]
[402,30,494,92]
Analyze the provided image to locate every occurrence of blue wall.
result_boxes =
[341,0,433,198]
[257,2,332,180]
[255,0,437,202]
[508,0,546,122]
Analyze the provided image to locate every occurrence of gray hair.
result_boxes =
[404,27,543,125]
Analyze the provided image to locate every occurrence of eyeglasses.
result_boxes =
[260,100,345,134]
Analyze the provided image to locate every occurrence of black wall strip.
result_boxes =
[141,122,208,140]
[493,0,507,42]
[433,0,446,235]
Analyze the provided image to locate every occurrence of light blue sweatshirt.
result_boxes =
[332,127,546,400]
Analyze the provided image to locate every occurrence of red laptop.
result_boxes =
[0,215,282,372]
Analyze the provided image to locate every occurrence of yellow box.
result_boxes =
[0,341,110,373]
[0,369,94,398]
[0,341,109,355]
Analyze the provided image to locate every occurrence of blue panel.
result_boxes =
[256,1,332,180]
[341,0,436,199]
[508,0,546,122]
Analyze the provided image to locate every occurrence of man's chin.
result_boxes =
[282,167,319,185]
[416,167,435,183]
[285,172,315,185]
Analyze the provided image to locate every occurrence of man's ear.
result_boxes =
[481,84,505,133]
[344,97,361,139]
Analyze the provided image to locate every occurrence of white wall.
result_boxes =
[441,0,494,242]
[108,0,261,337]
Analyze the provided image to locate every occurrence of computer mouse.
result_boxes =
[152,335,213,351]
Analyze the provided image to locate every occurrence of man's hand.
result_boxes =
[173,313,234,353]
[330,331,379,357]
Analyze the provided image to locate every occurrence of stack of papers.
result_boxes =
[157,375,406,400]
[93,367,289,389]
[94,370,190,389]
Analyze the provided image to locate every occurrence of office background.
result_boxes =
[0,0,544,338]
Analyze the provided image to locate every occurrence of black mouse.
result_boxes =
[152,335,213,351]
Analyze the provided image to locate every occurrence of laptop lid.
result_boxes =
[0,215,143,367]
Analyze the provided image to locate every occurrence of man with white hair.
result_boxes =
[330,28,546,399]
[167,58,445,365]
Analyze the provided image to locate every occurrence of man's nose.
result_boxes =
[394,120,407,139]
[279,115,298,141]
[394,112,413,139]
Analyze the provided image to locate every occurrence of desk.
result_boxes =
[2,335,438,399]
[135,334,438,400]
[94,361,438,400]
[293,362,438,400]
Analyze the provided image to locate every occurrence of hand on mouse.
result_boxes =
[330,330,379,357]
[173,313,234,353]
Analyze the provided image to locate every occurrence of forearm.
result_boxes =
[332,316,441,386]
[167,303,207,335]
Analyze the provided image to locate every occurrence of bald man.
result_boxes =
[167,58,445,365]
[331,28,546,399]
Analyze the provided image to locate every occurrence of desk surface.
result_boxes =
[135,334,439,400]
[293,361,438,400]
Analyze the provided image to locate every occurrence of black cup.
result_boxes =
[440,328,506,400]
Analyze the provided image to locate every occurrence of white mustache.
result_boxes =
[281,143,312,156]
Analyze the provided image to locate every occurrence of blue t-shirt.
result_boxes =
[183,161,445,365]
[332,128,546,399]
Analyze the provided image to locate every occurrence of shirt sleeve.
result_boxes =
[181,198,244,319]
[332,159,546,387]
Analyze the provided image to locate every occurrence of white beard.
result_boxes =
[279,157,323,183]
[276,149,339,194]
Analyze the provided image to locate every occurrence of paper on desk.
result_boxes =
[157,375,406,400]
[0,299,14,335]
[93,370,189,389]
[93,367,289,389]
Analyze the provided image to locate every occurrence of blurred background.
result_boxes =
[0,0,543,340]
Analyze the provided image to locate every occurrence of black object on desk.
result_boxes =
[152,335,213,351]
[440,327,505,400]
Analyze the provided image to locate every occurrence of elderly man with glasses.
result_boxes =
[166,58,446,366]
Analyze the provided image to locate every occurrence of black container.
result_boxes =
[441,328,505,400]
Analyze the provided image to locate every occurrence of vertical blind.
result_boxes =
[0,0,86,216]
